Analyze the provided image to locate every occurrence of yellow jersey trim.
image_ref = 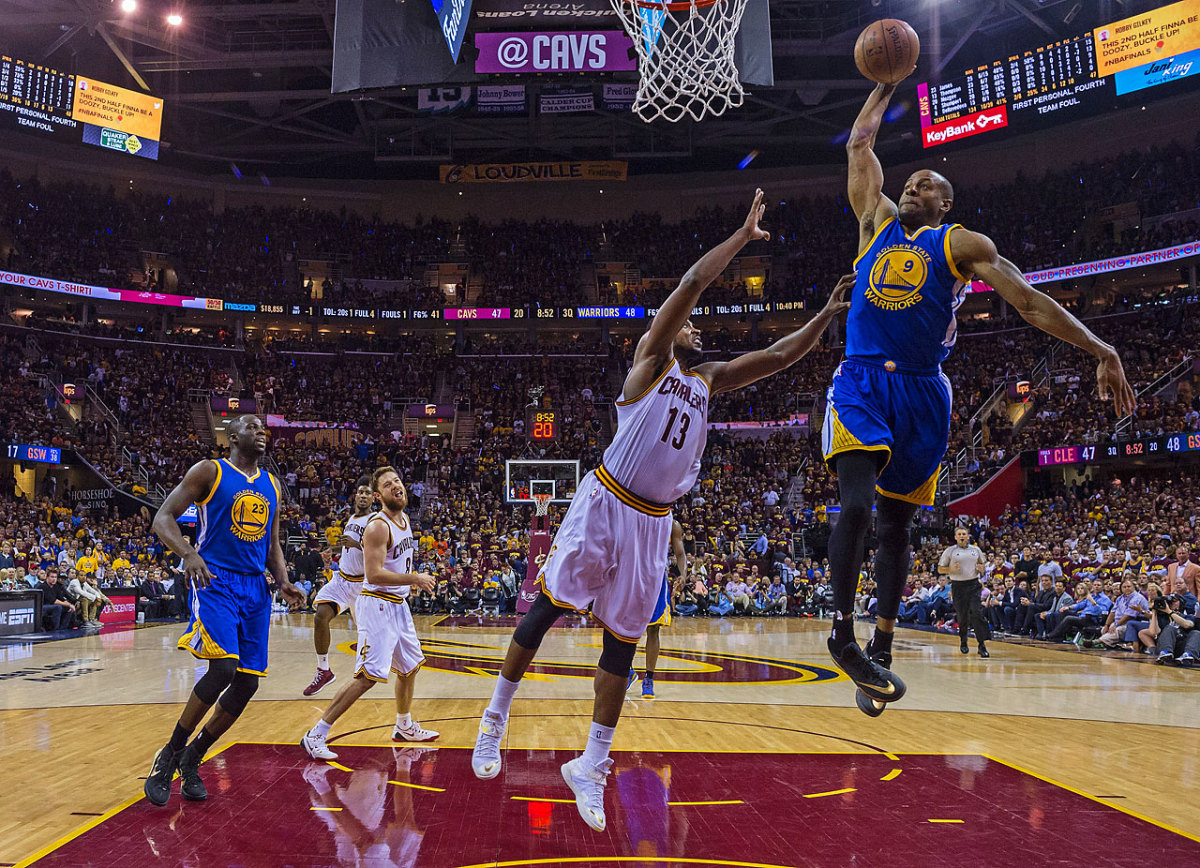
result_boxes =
[876,468,939,507]
[680,367,712,392]
[852,216,896,268]
[236,665,268,677]
[943,224,972,284]
[616,358,676,406]
[353,665,389,684]
[197,460,222,506]
[222,458,261,484]
[390,661,424,678]
[340,571,364,582]
[595,464,672,517]
[366,514,394,549]
[362,589,409,605]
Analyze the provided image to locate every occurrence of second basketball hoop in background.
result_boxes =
[611,0,751,123]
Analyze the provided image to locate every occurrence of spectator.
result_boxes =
[38,569,76,631]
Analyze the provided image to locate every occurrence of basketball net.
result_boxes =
[612,0,750,123]
[532,493,552,517]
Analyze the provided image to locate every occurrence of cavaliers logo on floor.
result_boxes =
[339,638,844,685]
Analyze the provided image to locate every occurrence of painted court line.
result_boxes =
[928,819,964,824]
[667,800,745,806]
[325,761,354,773]
[510,796,576,804]
[388,779,446,792]
[802,788,856,799]
[880,769,902,781]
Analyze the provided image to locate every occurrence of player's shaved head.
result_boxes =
[930,171,954,202]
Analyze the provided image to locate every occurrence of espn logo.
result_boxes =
[922,106,1008,148]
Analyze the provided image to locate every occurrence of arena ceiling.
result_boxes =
[0,0,1144,178]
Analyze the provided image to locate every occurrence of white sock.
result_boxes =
[486,674,520,719]
[316,654,330,670]
[580,721,615,768]
[310,718,332,739]
[396,712,412,729]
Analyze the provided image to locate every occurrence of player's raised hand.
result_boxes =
[742,189,770,242]
[823,273,855,316]
[182,552,215,589]
[1096,351,1136,417]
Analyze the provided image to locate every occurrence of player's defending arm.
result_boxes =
[951,230,1136,416]
[697,274,853,395]
[847,84,900,252]
[623,190,770,398]
[362,521,437,593]
[671,520,688,582]
[268,481,305,610]
[152,459,218,588]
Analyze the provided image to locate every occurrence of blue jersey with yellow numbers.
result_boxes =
[848,217,971,372]
[195,458,279,574]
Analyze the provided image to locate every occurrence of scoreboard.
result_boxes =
[917,0,1200,148]
[1036,431,1200,467]
[527,408,559,442]
[4,444,62,464]
[0,53,163,159]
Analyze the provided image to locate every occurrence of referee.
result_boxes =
[938,527,990,658]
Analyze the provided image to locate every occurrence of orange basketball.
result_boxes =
[854,19,920,85]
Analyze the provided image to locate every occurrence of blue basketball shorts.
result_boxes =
[648,573,672,628]
[822,358,952,506]
[178,565,272,676]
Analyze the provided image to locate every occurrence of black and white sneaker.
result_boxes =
[828,638,906,704]
[144,746,178,807]
[177,745,208,802]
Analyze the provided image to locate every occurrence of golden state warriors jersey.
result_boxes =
[848,218,970,372]
[602,358,710,504]
[363,510,416,598]
[195,459,279,574]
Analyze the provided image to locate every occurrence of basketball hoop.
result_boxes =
[611,0,750,123]
[532,493,553,517]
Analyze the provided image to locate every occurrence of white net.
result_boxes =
[612,0,750,124]
[532,494,552,517]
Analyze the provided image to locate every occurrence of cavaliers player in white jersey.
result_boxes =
[304,483,375,696]
[302,467,439,760]
[471,190,852,831]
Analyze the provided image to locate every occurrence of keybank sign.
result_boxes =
[431,0,475,62]
[476,31,636,73]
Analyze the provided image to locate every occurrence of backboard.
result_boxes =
[505,459,581,506]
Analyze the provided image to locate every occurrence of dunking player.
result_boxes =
[304,483,375,695]
[824,81,1136,714]
[631,519,686,699]
[145,414,305,805]
[301,467,439,760]
[471,190,852,831]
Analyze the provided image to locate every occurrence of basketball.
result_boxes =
[854,19,920,85]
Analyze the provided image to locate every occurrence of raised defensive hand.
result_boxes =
[1096,352,1136,417]
[743,189,770,242]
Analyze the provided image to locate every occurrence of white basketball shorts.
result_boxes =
[352,590,425,682]
[537,469,673,642]
[314,574,362,615]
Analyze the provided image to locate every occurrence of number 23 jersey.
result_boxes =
[602,357,710,505]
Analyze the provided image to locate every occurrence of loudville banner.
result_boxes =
[440,160,627,183]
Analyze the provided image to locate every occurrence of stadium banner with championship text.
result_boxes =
[476,84,527,114]
[439,160,626,183]
[602,83,637,111]
[475,31,636,73]
[1094,0,1200,76]
[539,84,595,113]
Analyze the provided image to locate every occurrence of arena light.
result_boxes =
[121,0,137,12]
[166,13,183,26]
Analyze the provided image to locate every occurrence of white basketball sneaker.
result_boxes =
[561,756,613,831]
[471,710,506,780]
[391,720,440,742]
[301,729,338,760]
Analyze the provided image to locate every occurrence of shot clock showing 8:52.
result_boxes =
[5,444,62,464]
[526,408,559,442]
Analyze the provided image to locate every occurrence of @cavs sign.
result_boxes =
[475,31,636,73]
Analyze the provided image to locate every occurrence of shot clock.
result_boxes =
[527,408,559,442]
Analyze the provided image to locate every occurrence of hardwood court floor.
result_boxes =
[2,614,1197,866]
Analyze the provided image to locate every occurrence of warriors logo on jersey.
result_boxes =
[865,244,931,311]
[230,490,271,542]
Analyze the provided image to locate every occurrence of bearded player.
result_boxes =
[823,81,1136,714]
[471,190,852,832]
[304,483,375,696]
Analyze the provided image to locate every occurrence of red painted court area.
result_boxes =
[27,744,1200,867]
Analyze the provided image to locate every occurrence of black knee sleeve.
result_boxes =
[216,671,260,718]
[512,593,570,650]
[193,657,238,705]
[598,629,637,678]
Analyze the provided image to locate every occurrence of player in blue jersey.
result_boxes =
[824,81,1136,714]
[144,414,305,805]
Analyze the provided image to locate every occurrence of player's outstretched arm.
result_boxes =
[696,274,853,395]
[847,84,900,250]
[671,520,688,581]
[624,190,770,398]
[152,459,217,588]
[952,229,1136,416]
